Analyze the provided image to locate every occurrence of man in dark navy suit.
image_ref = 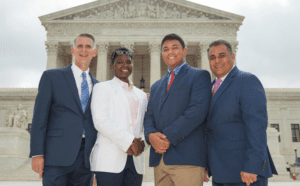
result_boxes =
[205,40,277,186]
[144,33,211,186]
[30,33,99,186]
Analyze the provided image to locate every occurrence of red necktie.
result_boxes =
[167,71,175,91]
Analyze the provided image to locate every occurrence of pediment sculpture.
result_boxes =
[56,0,229,21]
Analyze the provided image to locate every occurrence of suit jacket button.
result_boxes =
[207,128,210,131]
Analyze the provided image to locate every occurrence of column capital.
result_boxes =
[96,42,109,54]
[231,41,239,54]
[121,41,135,52]
[199,41,210,53]
[149,41,161,54]
[45,41,58,54]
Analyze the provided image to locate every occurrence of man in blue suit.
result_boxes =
[144,33,211,186]
[30,33,99,186]
[205,40,277,186]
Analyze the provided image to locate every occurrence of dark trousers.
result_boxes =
[213,177,268,186]
[43,138,92,186]
[95,155,143,186]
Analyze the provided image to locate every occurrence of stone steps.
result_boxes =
[0,159,40,181]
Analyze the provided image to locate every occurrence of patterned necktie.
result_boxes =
[167,71,175,91]
[212,78,222,96]
[81,72,89,136]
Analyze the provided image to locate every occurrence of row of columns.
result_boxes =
[45,40,239,85]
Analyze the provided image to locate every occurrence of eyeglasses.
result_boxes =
[111,49,133,64]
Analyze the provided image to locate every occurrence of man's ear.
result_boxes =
[231,53,235,61]
[71,47,75,56]
[110,64,114,70]
[183,47,188,56]
[92,48,98,57]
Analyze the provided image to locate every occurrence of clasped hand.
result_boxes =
[240,171,257,186]
[126,138,145,156]
[149,133,170,154]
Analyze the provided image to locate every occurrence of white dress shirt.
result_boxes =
[116,77,139,135]
[71,64,92,97]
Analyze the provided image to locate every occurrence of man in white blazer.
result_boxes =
[91,47,148,186]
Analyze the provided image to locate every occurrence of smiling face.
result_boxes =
[111,54,132,83]
[161,39,187,70]
[71,36,97,71]
[208,44,235,79]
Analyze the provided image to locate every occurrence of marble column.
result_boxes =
[149,42,161,86]
[45,41,58,70]
[69,40,75,64]
[96,42,109,82]
[0,107,7,127]
[231,41,239,65]
[121,41,135,82]
[199,41,213,80]
[280,107,290,153]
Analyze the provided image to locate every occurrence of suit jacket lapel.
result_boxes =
[63,64,83,114]
[159,63,189,111]
[158,74,169,112]
[209,66,238,115]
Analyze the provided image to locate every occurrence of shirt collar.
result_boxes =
[216,65,235,82]
[167,62,186,76]
[114,76,134,91]
[71,64,90,78]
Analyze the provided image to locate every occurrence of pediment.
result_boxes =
[39,0,244,22]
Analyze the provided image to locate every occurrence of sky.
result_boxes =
[1,0,299,88]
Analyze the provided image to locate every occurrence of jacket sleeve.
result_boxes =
[163,70,212,146]
[143,83,159,144]
[29,71,52,157]
[240,74,268,177]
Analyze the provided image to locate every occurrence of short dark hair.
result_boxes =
[207,40,232,54]
[161,33,185,49]
[111,47,132,65]
[73,33,96,48]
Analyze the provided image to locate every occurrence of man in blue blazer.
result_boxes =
[205,40,277,186]
[30,33,99,186]
[144,33,211,186]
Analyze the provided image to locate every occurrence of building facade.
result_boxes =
[0,0,300,181]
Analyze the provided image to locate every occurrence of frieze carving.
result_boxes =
[55,0,229,21]
[43,22,241,37]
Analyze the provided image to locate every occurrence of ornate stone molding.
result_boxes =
[149,41,161,54]
[43,22,241,37]
[54,0,230,21]
[96,42,109,54]
[45,41,58,54]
